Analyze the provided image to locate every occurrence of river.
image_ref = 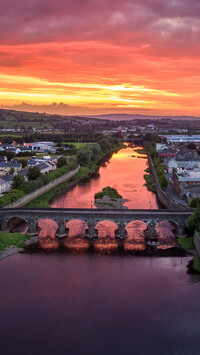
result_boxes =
[0,253,199,355]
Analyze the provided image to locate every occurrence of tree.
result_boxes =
[77,147,92,166]
[57,156,67,168]
[158,174,168,188]
[187,207,200,232]
[12,174,26,191]
[9,168,15,175]
[17,159,27,168]
[98,138,111,154]
[87,143,102,161]
[28,166,41,180]
[189,198,200,208]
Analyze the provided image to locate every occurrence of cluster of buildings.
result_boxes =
[156,137,200,200]
[0,155,57,195]
[0,141,56,154]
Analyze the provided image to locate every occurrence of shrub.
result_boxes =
[178,237,194,250]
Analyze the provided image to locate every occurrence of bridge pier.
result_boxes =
[115,221,126,239]
[56,220,67,238]
[27,219,38,235]
[146,220,156,234]
[86,221,98,240]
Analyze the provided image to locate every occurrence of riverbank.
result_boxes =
[0,235,37,260]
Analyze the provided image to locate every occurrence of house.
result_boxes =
[18,168,29,182]
[159,148,177,158]
[38,163,50,174]
[27,160,40,167]
[155,143,168,152]
[0,177,10,194]
[173,168,200,194]
[0,156,8,163]
[46,161,57,171]
[0,162,22,175]
[165,157,200,174]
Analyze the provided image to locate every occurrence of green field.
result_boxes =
[66,142,93,148]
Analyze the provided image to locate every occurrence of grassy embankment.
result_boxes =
[26,166,90,208]
[0,233,31,250]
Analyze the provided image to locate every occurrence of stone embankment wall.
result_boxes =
[6,165,80,208]
[194,230,200,256]
[147,154,183,210]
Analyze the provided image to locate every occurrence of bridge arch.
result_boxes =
[37,218,59,239]
[156,220,179,236]
[4,216,29,233]
[95,220,118,239]
[125,220,147,240]
[155,220,179,248]
[66,219,88,238]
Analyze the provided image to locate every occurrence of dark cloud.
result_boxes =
[0,0,200,49]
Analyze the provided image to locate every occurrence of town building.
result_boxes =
[0,162,22,176]
[173,168,200,194]
[161,135,200,143]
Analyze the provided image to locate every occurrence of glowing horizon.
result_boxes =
[1,1,200,116]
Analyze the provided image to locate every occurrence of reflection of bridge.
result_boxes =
[0,208,193,238]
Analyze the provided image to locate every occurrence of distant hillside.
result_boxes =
[88,114,200,121]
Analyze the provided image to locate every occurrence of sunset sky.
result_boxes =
[1,0,200,116]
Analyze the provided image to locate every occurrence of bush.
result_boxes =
[187,207,200,232]
[178,237,194,250]
[143,174,156,193]
[95,186,122,200]
[193,256,200,273]
[189,198,200,208]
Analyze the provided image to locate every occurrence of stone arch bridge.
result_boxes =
[0,208,193,239]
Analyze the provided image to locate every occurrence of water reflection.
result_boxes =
[36,218,179,253]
